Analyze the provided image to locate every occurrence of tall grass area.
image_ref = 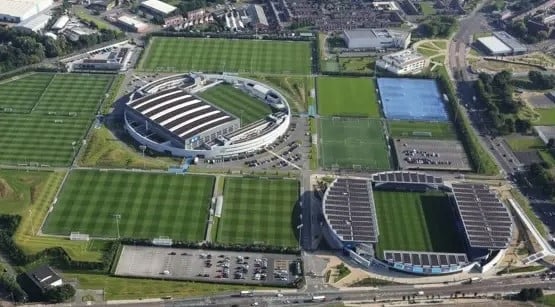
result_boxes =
[79,126,175,169]
[245,74,314,113]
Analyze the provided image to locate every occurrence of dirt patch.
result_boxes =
[0,178,14,199]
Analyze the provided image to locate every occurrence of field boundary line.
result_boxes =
[30,73,57,113]
[36,169,72,236]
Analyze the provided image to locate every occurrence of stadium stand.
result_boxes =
[323,178,379,243]
[451,183,513,249]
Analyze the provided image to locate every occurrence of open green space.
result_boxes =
[0,73,53,113]
[63,272,270,300]
[246,74,314,113]
[216,177,299,247]
[316,77,379,117]
[0,73,113,166]
[417,47,440,58]
[374,190,464,257]
[420,1,436,15]
[388,120,457,139]
[505,136,545,152]
[43,170,214,241]
[0,170,51,215]
[319,118,390,170]
[535,108,555,126]
[199,84,272,125]
[338,57,376,73]
[139,37,312,74]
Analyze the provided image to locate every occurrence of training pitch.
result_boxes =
[319,118,390,170]
[373,190,463,256]
[388,120,457,139]
[43,170,215,241]
[216,177,299,247]
[199,84,272,125]
[316,77,379,117]
[0,73,113,166]
[139,37,312,75]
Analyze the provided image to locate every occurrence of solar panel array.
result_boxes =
[384,250,468,267]
[323,178,378,243]
[372,171,443,185]
[452,183,512,249]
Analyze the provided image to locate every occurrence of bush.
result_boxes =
[0,273,27,302]
[44,284,76,303]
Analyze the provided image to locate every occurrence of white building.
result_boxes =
[52,15,69,31]
[0,0,53,23]
[140,0,177,17]
[343,28,411,50]
[15,13,51,32]
[376,49,429,75]
[117,15,148,32]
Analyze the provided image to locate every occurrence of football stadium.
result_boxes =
[123,73,291,158]
[321,171,514,275]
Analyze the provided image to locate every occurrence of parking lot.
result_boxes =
[393,138,472,171]
[115,246,301,286]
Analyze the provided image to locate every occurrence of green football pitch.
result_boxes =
[388,120,457,139]
[199,84,272,125]
[0,73,113,166]
[216,177,299,247]
[319,118,390,170]
[43,170,215,241]
[139,37,312,75]
[373,190,464,257]
[316,77,380,117]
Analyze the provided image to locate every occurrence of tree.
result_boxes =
[44,284,76,303]
[548,138,555,148]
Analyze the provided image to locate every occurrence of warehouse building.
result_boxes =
[247,4,269,29]
[15,13,50,32]
[52,15,69,31]
[139,0,177,17]
[376,49,429,75]
[343,28,411,50]
[476,31,527,56]
[117,15,148,32]
[0,0,53,23]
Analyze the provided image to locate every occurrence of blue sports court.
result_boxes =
[377,78,449,122]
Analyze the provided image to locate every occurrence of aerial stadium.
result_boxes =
[123,73,290,158]
[321,171,514,275]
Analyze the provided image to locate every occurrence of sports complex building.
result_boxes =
[321,171,514,275]
[123,73,291,158]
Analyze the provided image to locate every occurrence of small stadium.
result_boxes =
[122,73,291,159]
[321,171,514,275]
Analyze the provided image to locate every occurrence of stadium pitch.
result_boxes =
[42,170,215,241]
[216,177,299,247]
[139,37,312,75]
[373,190,464,256]
[316,77,380,117]
[199,84,272,125]
[387,120,457,140]
[0,73,113,166]
[319,118,390,170]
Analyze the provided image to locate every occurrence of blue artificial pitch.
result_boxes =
[377,78,449,122]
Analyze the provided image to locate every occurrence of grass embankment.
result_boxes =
[63,272,272,300]
[5,170,103,261]
[79,126,175,169]
[510,188,548,238]
[101,74,125,114]
[496,265,544,275]
[349,277,401,287]
[246,74,314,113]
[309,118,318,170]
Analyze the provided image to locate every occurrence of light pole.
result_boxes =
[113,214,121,239]
[139,145,147,169]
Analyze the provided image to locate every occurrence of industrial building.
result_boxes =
[476,31,527,55]
[71,47,132,72]
[15,13,50,32]
[117,15,148,32]
[52,15,69,31]
[139,0,177,17]
[0,0,52,23]
[376,49,429,75]
[342,28,411,50]
[247,4,269,29]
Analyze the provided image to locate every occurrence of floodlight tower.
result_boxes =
[113,214,121,239]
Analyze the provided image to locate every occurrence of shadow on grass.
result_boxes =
[420,193,465,253]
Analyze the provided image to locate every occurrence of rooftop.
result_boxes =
[25,265,62,290]
[381,49,426,66]
[344,28,409,41]
[477,36,511,54]
[15,13,50,31]
[493,31,527,52]
[140,0,177,15]
[0,0,51,19]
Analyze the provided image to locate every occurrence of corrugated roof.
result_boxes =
[140,0,177,15]
[477,36,511,54]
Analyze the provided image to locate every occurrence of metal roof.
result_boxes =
[372,171,443,185]
[140,0,177,15]
[477,36,511,54]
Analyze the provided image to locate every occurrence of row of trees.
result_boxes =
[506,18,550,44]
[528,162,555,196]
[528,71,555,90]
[417,16,458,38]
[0,24,124,73]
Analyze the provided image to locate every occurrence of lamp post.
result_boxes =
[139,145,147,169]
[113,214,121,239]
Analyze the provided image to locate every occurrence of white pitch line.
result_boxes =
[265,148,302,170]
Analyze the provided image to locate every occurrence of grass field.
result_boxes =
[420,1,436,15]
[63,272,271,300]
[505,135,544,152]
[535,108,555,126]
[338,57,376,73]
[319,118,390,170]
[0,73,113,166]
[43,170,214,241]
[216,177,299,247]
[246,74,314,113]
[199,84,272,125]
[316,77,379,117]
[0,170,51,215]
[139,37,312,74]
[373,190,463,257]
[388,120,457,139]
